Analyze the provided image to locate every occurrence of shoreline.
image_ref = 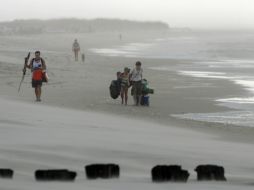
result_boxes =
[0,32,254,138]
[2,54,253,144]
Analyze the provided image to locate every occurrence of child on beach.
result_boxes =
[140,79,154,106]
[116,71,122,92]
[120,67,130,105]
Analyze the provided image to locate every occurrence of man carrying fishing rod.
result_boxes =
[21,51,47,102]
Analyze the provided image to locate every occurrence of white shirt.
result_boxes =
[131,68,143,81]
[32,59,42,70]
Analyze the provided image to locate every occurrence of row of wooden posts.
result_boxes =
[0,164,226,182]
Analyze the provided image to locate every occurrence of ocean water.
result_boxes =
[172,59,254,127]
[90,36,209,59]
[90,31,254,127]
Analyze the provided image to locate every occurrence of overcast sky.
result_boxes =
[1,0,254,29]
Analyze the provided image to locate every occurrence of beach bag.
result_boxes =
[109,80,120,99]
[141,79,154,95]
[42,72,49,83]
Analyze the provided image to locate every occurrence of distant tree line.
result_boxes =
[0,18,169,35]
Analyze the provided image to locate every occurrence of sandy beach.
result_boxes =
[0,30,254,189]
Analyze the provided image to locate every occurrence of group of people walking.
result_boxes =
[117,61,144,106]
[22,39,152,105]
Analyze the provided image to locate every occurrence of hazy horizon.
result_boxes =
[1,0,254,29]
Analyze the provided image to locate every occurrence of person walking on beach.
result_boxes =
[120,67,130,105]
[25,51,47,102]
[130,61,143,106]
[72,39,80,61]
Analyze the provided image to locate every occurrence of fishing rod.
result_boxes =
[18,52,30,92]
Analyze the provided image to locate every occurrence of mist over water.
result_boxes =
[91,30,254,59]
[1,0,254,30]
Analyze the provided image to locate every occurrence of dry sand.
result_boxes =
[0,97,254,189]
